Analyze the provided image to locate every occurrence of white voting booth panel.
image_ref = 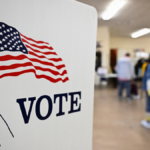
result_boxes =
[0,0,97,150]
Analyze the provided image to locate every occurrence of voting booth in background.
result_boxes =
[0,0,97,149]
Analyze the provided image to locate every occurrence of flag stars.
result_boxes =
[7,29,9,32]
[1,47,4,50]
[10,28,12,31]
[0,41,2,44]
[9,47,12,50]
[0,32,3,35]
[4,45,7,48]
[8,42,10,45]
[3,30,6,33]
[2,39,5,41]
[5,36,8,39]
[2,24,5,27]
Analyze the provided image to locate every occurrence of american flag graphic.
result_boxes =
[0,22,69,83]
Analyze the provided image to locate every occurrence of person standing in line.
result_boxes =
[116,53,135,102]
[141,58,150,128]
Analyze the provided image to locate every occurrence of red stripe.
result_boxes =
[0,69,69,83]
[20,33,49,45]
[25,44,57,55]
[22,38,53,50]
[0,62,67,76]
[29,51,62,62]
[0,55,66,70]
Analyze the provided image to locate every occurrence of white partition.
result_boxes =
[0,0,97,150]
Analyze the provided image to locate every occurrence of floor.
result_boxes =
[92,87,150,150]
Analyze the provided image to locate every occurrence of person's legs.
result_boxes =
[146,93,150,117]
[125,81,131,100]
[118,81,124,100]
[141,93,150,128]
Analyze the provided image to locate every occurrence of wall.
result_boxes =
[110,37,150,57]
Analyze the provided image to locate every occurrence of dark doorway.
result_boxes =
[110,49,117,73]
[95,51,102,72]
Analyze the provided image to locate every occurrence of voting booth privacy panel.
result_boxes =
[0,0,97,149]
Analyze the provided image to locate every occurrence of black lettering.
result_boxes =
[54,93,67,116]
[68,92,81,114]
[17,97,36,124]
[36,95,53,120]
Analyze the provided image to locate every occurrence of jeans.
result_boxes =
[118,80,131,98]
[146,93,150,112]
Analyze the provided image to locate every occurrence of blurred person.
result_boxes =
[141,54,150,77]
[116,53,134,102]
[141,57,150,129]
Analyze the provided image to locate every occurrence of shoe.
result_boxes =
[132,95,140,100]
[126,97,131,102]
[141,120,150,129]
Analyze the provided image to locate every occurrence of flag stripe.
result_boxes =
[25,44,57,55]
[0,62,67,76]
[0,69,69,83]
[29,51,62,62]
[0,55,65,69]
[20,33,49,45]
[22,38,53,50]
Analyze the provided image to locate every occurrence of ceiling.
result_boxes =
[76,0,150,37]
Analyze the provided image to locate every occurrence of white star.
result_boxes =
[2,39,5,41]
[0,26,1,29]
[14,37,16,39]
[9,47,12,50]
[14,32,16,35]
[23,50,26,52]
[0,41,2,44]
[3,31,6,33]
[1,47,4,50]
[2,24,5,27]
[4,45,7,48]
[17,47,20,50]
[5,36,7,39]
[20,45,23,47]
[10,40,12,42]
[0,32,3,35]
[11,34,13,36]
[18,41,20,43]
[10,28,12,31]
[12,45,15,48]
[7,29,9,32]
[8,42,10,45]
